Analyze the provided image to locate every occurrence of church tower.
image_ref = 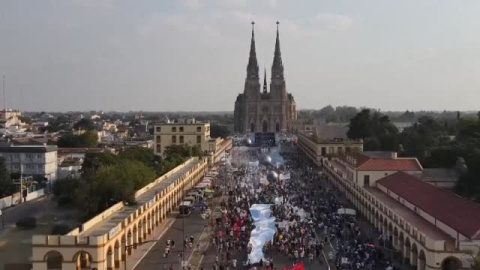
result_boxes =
[234,22,296,134]
[270,21,287,99]
[244,22,260,98]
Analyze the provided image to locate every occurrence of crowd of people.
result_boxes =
[203,144,398,270]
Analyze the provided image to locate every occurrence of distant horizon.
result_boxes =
[21,107,479,114]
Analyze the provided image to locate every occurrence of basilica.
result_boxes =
[234,22,297,134]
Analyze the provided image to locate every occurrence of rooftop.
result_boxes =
[79,159,202,237]
[341,153,423,171]
[0,144,58,153]
[366,186,456,247]
[377,172,480,239]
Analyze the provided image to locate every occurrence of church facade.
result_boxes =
[234,22,297,134]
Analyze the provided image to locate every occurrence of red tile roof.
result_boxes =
[357,158,423,171]
[377,172,480,239]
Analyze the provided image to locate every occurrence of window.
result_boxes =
[321,147,326,156]
[172,127,176,132]
[179,136,184,143]
[37,154,42,158]
[26,164,34,169]
[156,127,161,132]
[346,147,351,153]
[171,136,176,144]
[13,164,20,169]
[364,175,370,186]
[196,136,201,144]
[26,154,34,159]
[156,136,161,142]
[338,147,343,153]
[37,164,43,169]
[156,144,161,153]
[328,147,334,154]
[14,154,20,158]
[179,127,184,132]
[197,126,201,132]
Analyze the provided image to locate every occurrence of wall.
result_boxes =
[0,194,13,209]
[26,189,45,201]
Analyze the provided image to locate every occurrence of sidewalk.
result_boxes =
[126,212,178,270]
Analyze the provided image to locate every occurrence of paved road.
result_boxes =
[134,210,208,270]
[0,196,80,270]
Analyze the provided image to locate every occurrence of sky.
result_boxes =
[1,0,480,112]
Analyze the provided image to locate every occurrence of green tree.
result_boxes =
[75,160,156,220]
[78,131,99,147]
[81,152,120,176]
[74,119,96,131]
[347,109,372,139]
[57,131,98,148]
[119,146,156,168]
[210,123,231,138]
[0,157,11,197]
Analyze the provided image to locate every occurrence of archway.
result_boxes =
[442,257,462,270]
[250,122,255,132]
[106,246,114,270]
[114,240,121,268]
[275,122,280,133]
[411,243,418,267]
[127,230,133,254]
[404,237,411,265]
[73,251,92,270]
[44,250,63,270]
[262,121,268,132]
[393,227,398,249]
[418,250,426,270]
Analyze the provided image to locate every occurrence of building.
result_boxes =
[234,22,297,134]
[297,123,363,166]
[323,153,480,270]
[153,119,211,156]
[31,141,230,270]
[333,152,424,187]
[0,145,58,181]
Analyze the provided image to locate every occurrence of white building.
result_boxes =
[0,145,58,181]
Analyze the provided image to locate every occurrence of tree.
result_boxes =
[0,157,11,197]
[78,131,99,147]
[18,115,33,125]
[347,109,372,139]
[57,131,98,148]
[210,124,231,138]
[119,146,157,169]
[82,152,120,176]
[74,119,95,131]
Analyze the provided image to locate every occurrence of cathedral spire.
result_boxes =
[271,21,284,80]
[246,21,259,79]
[263,68,267,93]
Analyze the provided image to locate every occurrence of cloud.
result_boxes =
[70,0,116,9]
[266,0,277,8]
[315,13,354,31]
[221,0,249,8]
[180,0,202,9]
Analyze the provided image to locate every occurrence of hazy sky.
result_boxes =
[1,0,480,112]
